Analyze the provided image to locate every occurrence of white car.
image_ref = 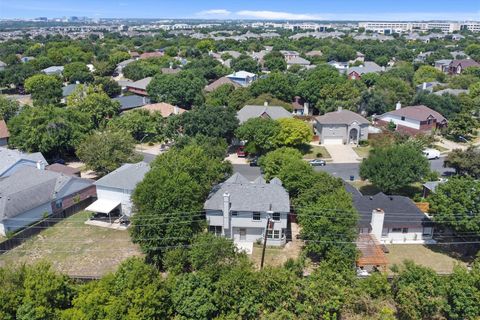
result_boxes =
[423,148,440,160]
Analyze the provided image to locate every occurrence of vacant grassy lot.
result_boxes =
[352,146,371,159]
[302,145,331,159]
[0,211,142,276]
[250,242,301,268]
[386,244,467,274]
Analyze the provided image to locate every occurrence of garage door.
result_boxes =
[323,137,343,145]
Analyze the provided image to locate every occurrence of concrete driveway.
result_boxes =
[324,144,361,163]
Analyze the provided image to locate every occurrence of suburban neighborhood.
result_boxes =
[0,1,479,318]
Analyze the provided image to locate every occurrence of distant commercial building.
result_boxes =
[358,21,466,33]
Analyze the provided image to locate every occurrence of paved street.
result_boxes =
[233,157,455,181]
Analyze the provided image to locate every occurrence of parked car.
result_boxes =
[309,159,326,166]
[423,148,440,160]
[236,146,248,157]
[52,158,66,165]
[249,157,259,167]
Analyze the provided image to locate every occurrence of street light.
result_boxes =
[139,133,149,152]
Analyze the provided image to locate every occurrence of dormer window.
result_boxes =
[253,212,261,221]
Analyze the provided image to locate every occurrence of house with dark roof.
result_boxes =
[0,147,47,177]
[0,120,9,146]
[375,103,447,135]
[113,95,150,112]
[0,166,95,236]
[345,185,433,244]
[315,109,369,145]
[237,103,293,124]
[85,162,150,221]
[204,173,290,246]
[449,59,480,75]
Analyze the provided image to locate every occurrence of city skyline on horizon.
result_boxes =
[0,0,479,21]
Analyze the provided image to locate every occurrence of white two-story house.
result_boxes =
[85,162,150,220]
[204,173,290,246]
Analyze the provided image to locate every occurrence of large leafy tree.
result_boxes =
[205,83,236,107]
[447,112,478,140]
[259,147,303,180]
[360,144,430,194]
[92,77,121,98]
[263,51,287,72]
[444,147,480,178]
[8,105,90,157]
[249,72,297,102]
[296,64,344,107]
[131,145,231,266]
[272,118,313,148]
[147,71,205,108]
[316,81,364,113]
[63,62,93,84]
[76,129,140,176]
[429,177,480,233]
[413,65,445,85]
[235,117,280,154]
[108,109,165,141]
[67,84,120,128]
[175,105,239,141]
[0,95,20,121]
[230,54,259,73]
[24,74,63,106]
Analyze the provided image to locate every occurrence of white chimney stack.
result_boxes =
[36,161,46,170]
[222,192,230,233]
[338,106,343,112]
[422,82,427,90]
[303,102,309,116]
[173,105,179,115]
[370,208,385,241]
[264,101,268,107]
[395,101,401,110]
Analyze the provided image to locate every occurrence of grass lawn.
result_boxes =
[301,145,331,159]
[0,211,142,277]
[386,244,467,274]
[352,146,371,159]
[250,242,301,268]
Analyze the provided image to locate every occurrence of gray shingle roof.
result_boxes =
[346,189,431,229]
[348,61,383,75]
[237,105,292,124]
[62,83,78,97]
[127,77,152,90]
[95,162,150,191]
[380,105,446,123]
[287,56,311,65]
[0,147,47,177]
[0,166,93,220]
[113,95,150,111]
[204,173,290,213]
[315,110,369,125]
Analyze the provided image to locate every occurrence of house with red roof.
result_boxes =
[448,59,480,75]
[375,103,447,135]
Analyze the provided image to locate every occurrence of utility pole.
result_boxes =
[260,217,271,269]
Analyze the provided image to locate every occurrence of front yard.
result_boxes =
[352,146,371,159]
[386,244,467,274]
[301,145,331,160]
[0,211,142,277]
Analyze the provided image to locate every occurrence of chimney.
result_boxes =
[143,97,146,104]
[36,160,46,170]
[422,82,427,90]
[303,102,310,115]
[370,208,385,241]
[395,101,401,110]
[173,105,179,115]
[338,106,343,112]
[264,101,268,107]
[222,192,230,232]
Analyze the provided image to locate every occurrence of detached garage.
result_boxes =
[315,109,370,146]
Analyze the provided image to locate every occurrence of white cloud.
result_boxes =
[196,9,231,17]
[236,10,323,20]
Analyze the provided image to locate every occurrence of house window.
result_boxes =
[391,228,402,233]
[231,211,238,216]
[208,225,222,236]
[272,212,280,221]
[253,212,261,221]
[401,116,405,121]
[55,199,62,209]
[402,228,408,233]
[267,230,281,239]
[427,119,433,125]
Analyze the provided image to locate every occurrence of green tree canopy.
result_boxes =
[63,62,93,84]
[360,144,430,194]
[0,95,20,121]
[24,74,63,106]
[444,147,480,179]
[272,118,313,148]
[230,54,259,73]
[263,51,287,72]
[147,71,205,108]
[413,65,445,85]
[76,129,140,176]
[235,117,280,155]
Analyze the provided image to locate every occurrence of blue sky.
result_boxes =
[0,0,479,20]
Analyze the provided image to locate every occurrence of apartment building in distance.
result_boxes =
[359,21,480,33]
